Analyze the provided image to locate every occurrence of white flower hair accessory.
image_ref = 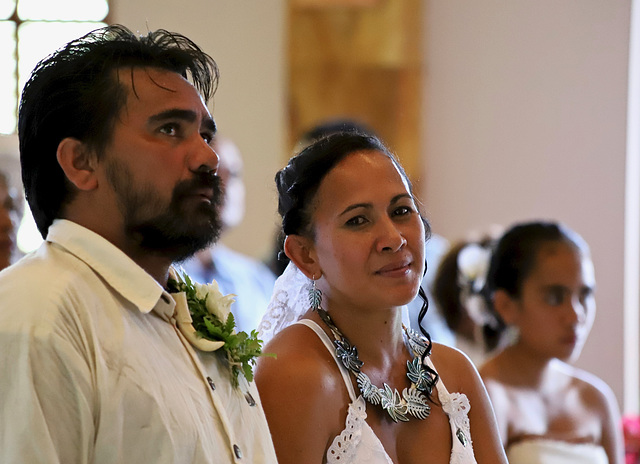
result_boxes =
[457,243,497,328]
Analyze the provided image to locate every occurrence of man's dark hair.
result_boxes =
[18,24,219,237]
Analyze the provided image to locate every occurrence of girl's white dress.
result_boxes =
[506,438,608,464]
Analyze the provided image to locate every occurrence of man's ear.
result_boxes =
[492,289,519,326]
[284,234,322,280]
[56,137,99,191]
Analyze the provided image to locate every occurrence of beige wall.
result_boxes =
[111,0,287,261]
[422,0,634,408]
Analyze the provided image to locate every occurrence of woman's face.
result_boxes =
[512,241,596,362]
[308,150,425,311]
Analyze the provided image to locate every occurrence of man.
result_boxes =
[182,136,275,333]
[0,25,277,463]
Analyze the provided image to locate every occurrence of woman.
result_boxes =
[479,221,624,463]
[256,133,507,463]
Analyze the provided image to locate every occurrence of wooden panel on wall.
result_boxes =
[288,0,423,183]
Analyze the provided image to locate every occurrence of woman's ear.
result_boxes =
[492,289,520,326]
[284,234,322,280]
[56,137,99,191]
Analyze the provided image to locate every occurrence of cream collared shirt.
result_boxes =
[0,220,277,464]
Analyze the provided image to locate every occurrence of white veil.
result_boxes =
[258,261,312,345]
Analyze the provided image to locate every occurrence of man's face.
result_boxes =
[100,67,222,262]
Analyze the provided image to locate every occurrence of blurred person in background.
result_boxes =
[480,221,623,464]
[0,170,21,270]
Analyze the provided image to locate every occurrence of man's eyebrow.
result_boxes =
[148,109,197,123]
[148,109,217,134]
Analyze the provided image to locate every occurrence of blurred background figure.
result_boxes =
[479,221,624,464]
[0,170,21,270]
[432,237,497,366]
[431,226,505,365]
[182,135,276,333]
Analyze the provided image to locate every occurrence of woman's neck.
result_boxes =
[312,299,407,367]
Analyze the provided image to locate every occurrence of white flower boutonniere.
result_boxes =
[167,271,272,387]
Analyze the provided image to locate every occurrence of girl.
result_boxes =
[479,221,624,463]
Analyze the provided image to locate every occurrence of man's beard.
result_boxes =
[106,160,223,262]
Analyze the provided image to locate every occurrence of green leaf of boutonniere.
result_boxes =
[167,271,274,387]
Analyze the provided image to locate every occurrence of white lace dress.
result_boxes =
[296,319,478,464]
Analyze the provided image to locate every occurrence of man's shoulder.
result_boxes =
[0,242,106,318]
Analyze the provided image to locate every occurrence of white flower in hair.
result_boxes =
[457,244,491,292]
[457,243,496,327]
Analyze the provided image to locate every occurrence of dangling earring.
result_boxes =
[309,275,322,311]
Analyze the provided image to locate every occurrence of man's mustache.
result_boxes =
[172,171,223,207]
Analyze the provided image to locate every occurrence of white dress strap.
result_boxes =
[294,319,358,401]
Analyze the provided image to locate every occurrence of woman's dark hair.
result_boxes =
[19,24,219,237]
[276,131,428,238]
[276,131,439,393]
[482,220,589,349]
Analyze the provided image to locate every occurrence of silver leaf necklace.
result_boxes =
[316,307,438,423]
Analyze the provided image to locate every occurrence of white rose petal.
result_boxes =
[206,292,235,322]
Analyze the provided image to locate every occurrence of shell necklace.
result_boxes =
[316,307,438,422]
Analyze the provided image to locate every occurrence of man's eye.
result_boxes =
[202,132,214,144]
[159,124,179,136]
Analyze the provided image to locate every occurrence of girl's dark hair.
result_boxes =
[276,131,439,393]
[432,242,468,333]
[482,220,589,349]
[19,24,218,238]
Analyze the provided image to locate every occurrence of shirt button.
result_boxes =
[244,392,256,407]
[233,444,242,459]
[206,377,216,391]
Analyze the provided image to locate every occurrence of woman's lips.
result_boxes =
[375,260,412,276]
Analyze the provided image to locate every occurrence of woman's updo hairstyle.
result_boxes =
[482,220,590,348]
[276,131,423,238]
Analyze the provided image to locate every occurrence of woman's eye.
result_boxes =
[345,216,367,226]
[393,206,412,216]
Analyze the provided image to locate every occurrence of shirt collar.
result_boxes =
[46,219,168,314]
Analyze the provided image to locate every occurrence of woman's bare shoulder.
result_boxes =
[256,322,349,418]
[255,322,353,462]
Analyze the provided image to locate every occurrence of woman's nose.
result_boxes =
[376,218,406,253]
